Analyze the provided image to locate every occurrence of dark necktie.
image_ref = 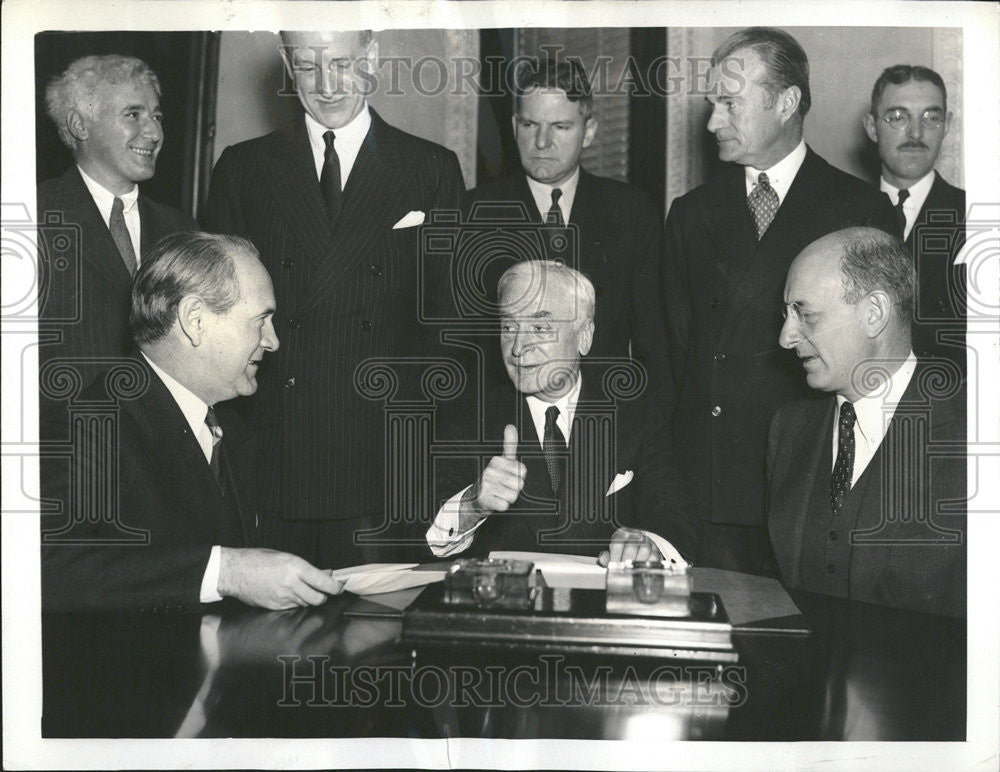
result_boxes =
[546,188,564,225]
[320,130,342,224]
[830,401,856,513]
[205,406,224,493]
[543,405,566,494]
[894,188,910,238]
[747,172,779,239]
[109,197,138,275]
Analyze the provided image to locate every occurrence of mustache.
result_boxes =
[898,141,929,150]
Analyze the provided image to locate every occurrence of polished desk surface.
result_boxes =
[42,581,965,741]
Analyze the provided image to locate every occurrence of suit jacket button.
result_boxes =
[714,352,726,361]
[288,317,301,329]
[711,405,722,417]
[361,320,373,331]
[285,377,296,388]
[710,298,719,308]
[282,258,294,269]
[369,264,383,276]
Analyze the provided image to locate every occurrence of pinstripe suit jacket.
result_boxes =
[203,110,464,524]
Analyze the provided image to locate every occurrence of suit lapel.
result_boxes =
[262,118,333,270]
[707,166,759,311]
[297,110,413,314]
[59,168,134,289]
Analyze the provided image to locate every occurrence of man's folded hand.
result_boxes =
[218,548,346,610]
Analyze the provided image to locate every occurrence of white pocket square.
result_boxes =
[392,210,425,229]
[606,471,634,497]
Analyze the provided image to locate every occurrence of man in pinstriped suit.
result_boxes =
[204,30,464,568]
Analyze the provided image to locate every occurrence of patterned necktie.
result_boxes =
[320,130,342,224]
[747,172,779,239]
[830,401,856,513]
[546,188,564,225]
[543,405,566,494]
[894,188,910,238]
[109,197,138,275]
[205,406,224,492]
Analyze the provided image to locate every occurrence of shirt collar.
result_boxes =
[304,103,372,156]
[525,372,583,443]
[744,139,807,204]
[142,353,211,440]
[77,164,139,215]
[836,351,917,449]
[880,169,935,207]
[525,166,581,220]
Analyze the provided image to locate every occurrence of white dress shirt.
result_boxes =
[744,139,807,205]
[77,165,141,263]
[880,170,935,241]
[425,375,688,567]
[304,104,372,187]
[833,352,918,487]
[143,354,223,603]
[525,166,580,224]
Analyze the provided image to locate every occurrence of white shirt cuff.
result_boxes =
[199,545,223,603]
[426,485,487,557]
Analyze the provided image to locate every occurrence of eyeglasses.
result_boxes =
[879,107,946,131]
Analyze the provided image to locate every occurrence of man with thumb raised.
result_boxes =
[426,261,696,565]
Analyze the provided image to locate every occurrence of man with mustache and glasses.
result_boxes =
[38,55,198,387]
[863,65,967,370]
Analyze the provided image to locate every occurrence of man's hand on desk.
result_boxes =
[459,424,526,530]
[217,548,346,610]
[598,527,663,567]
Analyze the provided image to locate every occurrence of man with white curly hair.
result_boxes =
[38,54,196,383]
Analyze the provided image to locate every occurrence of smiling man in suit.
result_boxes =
[38,55,197,385]
[768,227,965,617]
[427,260,696,565]
[863,64,966,369]
[662,28,897,574]
[42,232,345,612]
[464,57,671,411]
[203,30,465,568]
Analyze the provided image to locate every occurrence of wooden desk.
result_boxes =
[41,585,965,740]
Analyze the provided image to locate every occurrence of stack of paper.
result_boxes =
[327,563,447,596]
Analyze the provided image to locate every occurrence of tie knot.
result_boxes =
[756,172,771,188]
[545,405,560,425]
[551,188,562,206]
[112,197,125,215]
[897,188,910,205]
[323,130,336,152]
[205,406,223,444]
[838,401,856,430]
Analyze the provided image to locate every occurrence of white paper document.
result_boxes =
[327,563,447,596]
[488,551,608,589]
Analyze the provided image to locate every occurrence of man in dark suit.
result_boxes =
[662,27,897,573]
[464,57,670,407]
[203,31,465,568]
[768,228,965,617]
[427,260,696,564]
[863,64,966,368]
[42,232,344,612]
[38,54,197,386]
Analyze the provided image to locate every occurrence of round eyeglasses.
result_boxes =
[880,107,946,131]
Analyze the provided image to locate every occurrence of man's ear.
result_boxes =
[582,115,598,149]
[67,109,88,142]
[943,110,953,138]
[177,295,206,346]
[577,320,595,356]
[862,113,879,143]
[863,290,893,338]
[776,86,802,124]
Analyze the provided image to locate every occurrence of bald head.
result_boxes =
[780,227,912,400]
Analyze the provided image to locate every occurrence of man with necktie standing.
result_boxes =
[768,228,965,617]
[38,55,197,388]
[863,65,966,370]
[204,31,464,568]
[463,57,671,409]
[662,28,896,574]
